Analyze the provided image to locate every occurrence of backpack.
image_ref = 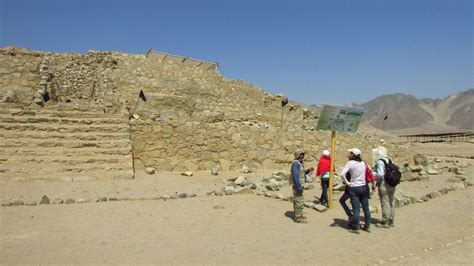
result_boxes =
[380,159,401,187]
[364,162,376,184]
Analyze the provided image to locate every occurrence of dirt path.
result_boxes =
[1,186,472,264]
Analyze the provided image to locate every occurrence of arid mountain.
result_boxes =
[360,89,474,133]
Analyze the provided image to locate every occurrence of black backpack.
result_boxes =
[380,159,401,187]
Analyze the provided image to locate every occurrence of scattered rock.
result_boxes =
[241,161,256,173]
[25,201,37,206]
[241,165,253,173]
[146,167,156,175]
[235,186,253,194]
[181,171,193,177]
[264,192,272,197]
[213,205,225,209]
[428,191,442,199]
[420,195,430,202]
[450,182,466,190]
[39,195,50,205]
[13,200,24,206]
[439,188,450,195]
[448,176,466,182]
[265,183,279,191]
[427,168,439,175]
[455,169,464,175]
[304,184,315,190]
[313,204,327,212]
[188,193,197,197]
[160,195,171,200]
[178,193,187,199]
[65,198,75,204]
[77,198,88,203]
[409,165,424,173]
[276,193,286,200]
[414,154,428,166]
[53,199,64,204]
[2,200,13,206]
[224,186,236,195]
[234,176,247,186]
[108,197,118,201]
[96,197,108,202]
[211,167,219,176]
[273,171,291,181]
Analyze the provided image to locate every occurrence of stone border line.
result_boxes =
[1,178,471,211]
[374,235,474,265]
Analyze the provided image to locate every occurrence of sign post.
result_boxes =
[316,105,365,208]
[328,131,336,208]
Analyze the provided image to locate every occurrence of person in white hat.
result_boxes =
[340,148,371,234]
[373,146,396,228]
[316,149,332,206]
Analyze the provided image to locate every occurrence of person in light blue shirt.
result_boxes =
[373,146,396,228]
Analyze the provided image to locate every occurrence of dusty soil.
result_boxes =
[1,142,473,264]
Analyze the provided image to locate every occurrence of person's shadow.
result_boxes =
[330,218,351,229]
[330,217,383,229]
[284,211,294,221]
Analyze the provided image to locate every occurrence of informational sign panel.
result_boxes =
[316,105,365,133]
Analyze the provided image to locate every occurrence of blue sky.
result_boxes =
[1,0,472,105]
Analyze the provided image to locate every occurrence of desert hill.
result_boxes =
[360,89,474,134]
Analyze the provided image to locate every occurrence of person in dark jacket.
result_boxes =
[290,149,307,223]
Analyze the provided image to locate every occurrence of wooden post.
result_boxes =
[328,131,336,208]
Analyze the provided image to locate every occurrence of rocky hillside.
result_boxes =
[360,89,474,133]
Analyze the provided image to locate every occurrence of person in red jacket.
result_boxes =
[316,149,333,206]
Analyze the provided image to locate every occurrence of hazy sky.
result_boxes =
[1,0,472,105]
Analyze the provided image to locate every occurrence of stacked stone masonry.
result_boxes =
[0,47,414,178]
[0,102,134,181]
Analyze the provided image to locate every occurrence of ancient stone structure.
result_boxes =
[0,46,414,180]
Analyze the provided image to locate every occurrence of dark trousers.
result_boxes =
[320,178,329,205]
[348,185,371,230]
[339,189,352,219]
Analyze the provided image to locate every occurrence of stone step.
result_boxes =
[0,108,127,119]
[0,123,130,133]
[0,146,132,156]
[0,115,127,125]
[0,131,130,141]
[0,138,131,149]
[0,170,135,181]
[0,162,132,173]
[0,154,131,165]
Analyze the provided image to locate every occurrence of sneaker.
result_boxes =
[376,222,390,229]
[295,218,308,224]
[361,226,371,233]
[348,228,360,234]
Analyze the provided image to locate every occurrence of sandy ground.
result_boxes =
[1,141,473,264]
